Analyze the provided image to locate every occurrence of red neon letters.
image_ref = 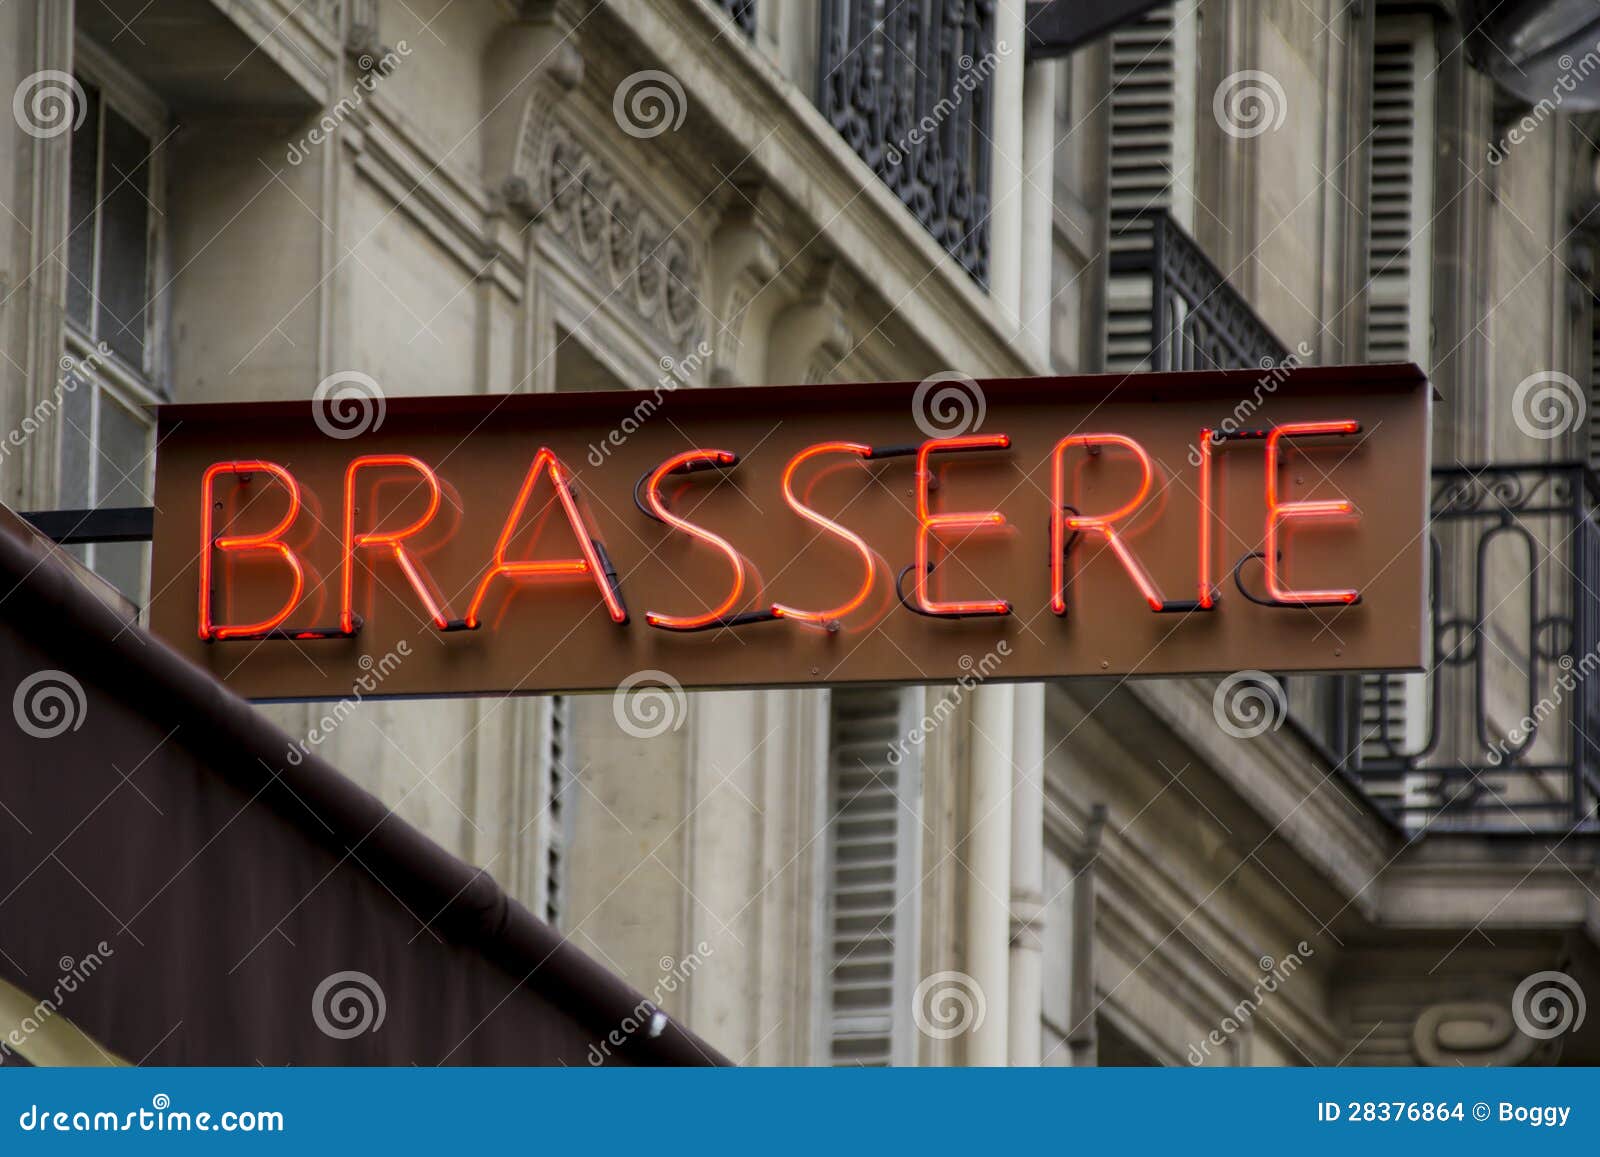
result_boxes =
[196,421,1367,641]
[1197,422,1363,607]
[1050,434,1167,615]
[342,454,451,633]
[466,448,628,629]
[771,441,878,625]
[198,460,306,641]
[641,449,749,631]
[913,434,1012,617]
[1263,421,1362,605]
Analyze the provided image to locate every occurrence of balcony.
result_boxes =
[1293,464,1600,834]
[1126,212,1600,834]
[815,0,995,285]
[1108,210,1289,371]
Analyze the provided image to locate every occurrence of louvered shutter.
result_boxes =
[537,694,575,928]
[1105,2,1196,371]
[1363,668,1414,761]
[1365,15,1435,367]
[1357,14,1435,801]
[1589,296,1600,466]
[824,686,924,1066]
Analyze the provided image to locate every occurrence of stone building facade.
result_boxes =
[2,0,1597,1065]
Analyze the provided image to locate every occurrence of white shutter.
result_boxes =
[536,694,575,928]
[1589,297,1600,466]
[1365,15,1435,367]
[1357,14,1435,806]
[1356,671,1429,821]
[1358,673,1424,759]
[824,686,924,1066]
[1105,2,1197,371]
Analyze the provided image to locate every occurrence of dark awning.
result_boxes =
[0,509,725,1066]
[1025,0,1169,59]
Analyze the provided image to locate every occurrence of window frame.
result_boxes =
[817,684,927,1067]
[57,35,171,601]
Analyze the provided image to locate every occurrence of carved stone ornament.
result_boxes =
[527,120,704,347]
[1411,1001,1542,1066]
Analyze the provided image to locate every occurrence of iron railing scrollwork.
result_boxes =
[1115,212,1599,833]
[1109,210,1290,371]
[1319,464,1600,833]
[815,0,996,285]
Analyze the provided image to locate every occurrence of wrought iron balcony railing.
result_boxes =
[1293,464,1600,835]
[1109,210,1290,371]
[815,0,996,286]
[1118,212,1600,834]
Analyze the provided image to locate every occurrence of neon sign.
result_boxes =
[152,368,1430,698]
[197,430,1370,636]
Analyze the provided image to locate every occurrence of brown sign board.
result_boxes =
[149,366,1430,701]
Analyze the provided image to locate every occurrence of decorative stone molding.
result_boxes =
[1411,1001,1542,1066]
[1008,891,1046,953]
[482,3,584,219]
[765,260,852,385]
[345,0,383,65]
[535,121,705,348]
[499,63,584,217]
[707,183,781,385]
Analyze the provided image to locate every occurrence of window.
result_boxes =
[1364,14,1435,367]
[57,45,166,604]
[1104,2,1198,371]
[536,695,576,929]
[815,0,996,285]
[822,686,924,1066]
[1590,294,1600,466]
[1356,12,1435,780]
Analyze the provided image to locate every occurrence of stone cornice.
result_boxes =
[1040,726,1347,1064]
[1373,837,1600,942]
[1126,678,1396,913]
[595,0,1042,379]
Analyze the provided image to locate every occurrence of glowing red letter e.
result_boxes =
[913,434,1011,617]
[1264,421,1362,605]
